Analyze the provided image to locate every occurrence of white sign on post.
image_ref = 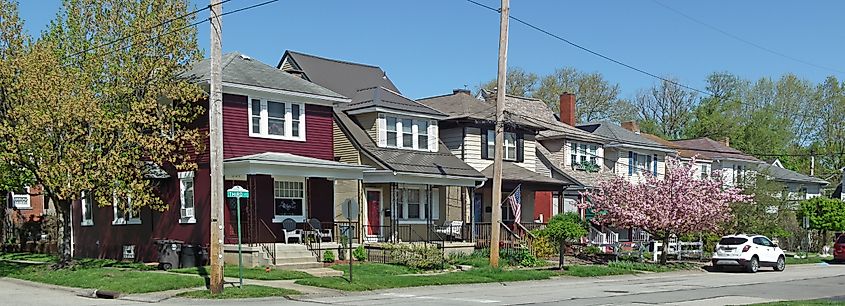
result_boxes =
[341,198,359,220]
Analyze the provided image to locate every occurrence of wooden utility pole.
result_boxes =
[208,0,225,294]
[489,0,509,268]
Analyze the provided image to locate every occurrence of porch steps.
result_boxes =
[270,244,322,270]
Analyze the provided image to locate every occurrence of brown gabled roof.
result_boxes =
[670,137,761,163]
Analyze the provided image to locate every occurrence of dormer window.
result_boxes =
[248,97,305,141]
[378,114,438,152]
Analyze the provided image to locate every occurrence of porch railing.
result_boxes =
[257,219,277,265]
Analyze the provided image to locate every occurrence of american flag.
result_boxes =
[508,185,521,224]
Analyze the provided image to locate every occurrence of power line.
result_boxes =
[651,0,845,75]
[464,0,712,96]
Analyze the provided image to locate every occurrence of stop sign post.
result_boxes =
[226,186,249,288]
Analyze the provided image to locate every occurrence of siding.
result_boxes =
[440,127,464,158]
[190,93,335,163]
[355,113,378,143]
[607,147,668,184]
[333,121,360,165]
[463,127,491,171]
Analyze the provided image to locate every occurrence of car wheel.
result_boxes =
[774,256,785,271]
[746,256,759,273]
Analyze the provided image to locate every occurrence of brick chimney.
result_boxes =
[722,137,730,147]
[559,92,576,126]
[621,121,640,134]
[453,88,471,95]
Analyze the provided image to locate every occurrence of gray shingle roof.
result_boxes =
[669,138,761,162]
[480,162,568,186]
[500,96,608,143]
[279,51,400,98]
[758,164,829,185]
[181,52,345,99]
[341,87,445,117]
[334,109,484,179]
[417,92,544,130]
[577,121,670,149]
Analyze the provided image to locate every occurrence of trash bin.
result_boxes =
[198,246,209,266]
[180,244,197,268]
[155,239,183,270]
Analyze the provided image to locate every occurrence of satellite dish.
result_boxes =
[341,198,359,220]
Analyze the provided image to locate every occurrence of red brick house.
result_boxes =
[70,53,369,262]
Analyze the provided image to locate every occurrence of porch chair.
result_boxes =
[435,220,464,241]
[307,218,333,242]
[281,218,303,244]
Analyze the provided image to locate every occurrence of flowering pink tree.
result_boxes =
[580,158,752,264]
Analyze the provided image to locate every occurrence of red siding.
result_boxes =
[189,93,334,163]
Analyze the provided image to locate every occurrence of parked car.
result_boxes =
[711,234,785,273]
[835,234,845,263]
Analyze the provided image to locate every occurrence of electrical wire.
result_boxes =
[464,0,712,96]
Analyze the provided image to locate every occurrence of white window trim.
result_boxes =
[11,186,31,209]
[247,97,306,142]
[569,142,600,167]
[112,194,141,225]
[378,114,438,152]
[179,171,196,224]
[486,130,518,161]
[271,177,307,223]
[81,191,93,226]
[396,185,439,223]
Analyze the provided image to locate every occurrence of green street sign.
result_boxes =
[226,186,249,199]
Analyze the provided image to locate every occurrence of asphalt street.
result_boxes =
[2,263,844,306]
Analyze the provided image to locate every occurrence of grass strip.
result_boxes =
[177,285,299,299]
[170,265,313,280]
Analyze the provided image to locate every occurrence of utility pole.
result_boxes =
[489,0,509,268]
[810,150,815,176]
[208,0,225,294]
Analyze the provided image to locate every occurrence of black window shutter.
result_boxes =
[480,128,489,159]
[516,133,525,162]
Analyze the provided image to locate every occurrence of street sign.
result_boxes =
[227,186,249,199]
[341,198,359,220]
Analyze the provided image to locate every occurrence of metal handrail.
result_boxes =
[257,219,277,265]
[515,222,537,239]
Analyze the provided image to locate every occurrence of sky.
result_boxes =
[17,0,845,100]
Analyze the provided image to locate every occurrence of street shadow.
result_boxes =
[181,265,211,288]
[702,265,782,273]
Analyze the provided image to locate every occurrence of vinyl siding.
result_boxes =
[355,113,378,143]
[440,127,464,158]
[333,121,360,165]
[461,127,537,172]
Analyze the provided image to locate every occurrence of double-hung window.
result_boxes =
[113,193,140,225]
[248,98,306,141]
[179,172,196,224]
[81,191,93,226]
[486,130,518,160]
[10,187,30,209]
[273,179,305,222]
[700,164,710,180]
[570,142,599,167]
[379,115,437,151]
[396,185,439,222]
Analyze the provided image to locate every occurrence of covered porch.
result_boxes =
[222,152,371,248]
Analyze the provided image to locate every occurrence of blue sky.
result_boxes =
[18,0,845,100]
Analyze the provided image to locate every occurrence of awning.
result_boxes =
[224,152,372,180]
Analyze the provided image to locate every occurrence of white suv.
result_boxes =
[712,234,785,273]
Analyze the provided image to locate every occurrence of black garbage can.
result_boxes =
[180,244,197,268]
[155,239,183,270]
[197,246,209,266]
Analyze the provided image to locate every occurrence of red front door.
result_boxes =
[366,190,381,235]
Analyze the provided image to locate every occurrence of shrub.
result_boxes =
[352,245,366,262]
[502,247,543,267]
[322,250,335,263]
[382,243,445,270]
[583,245,603,255]
[642,251,653,262]
[531,236,557,258]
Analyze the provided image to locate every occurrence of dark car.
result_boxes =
[835,234,845,262]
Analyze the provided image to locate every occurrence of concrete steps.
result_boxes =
[268,243,322,270]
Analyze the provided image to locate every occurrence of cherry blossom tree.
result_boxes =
[580,158,752,264]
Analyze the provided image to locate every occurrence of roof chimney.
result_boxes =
[453,88,471,95]
[721,137,730,147]
[621,121,640,134]
[559,92,576,126]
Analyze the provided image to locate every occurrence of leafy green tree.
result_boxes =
[0,0,204,265]
[729,174,799,248]
[478,67,538,97]
[534,212,587,268]
[531,67,634,123]
[799,197,845,245]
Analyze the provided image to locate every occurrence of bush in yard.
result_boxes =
[382,243,445,270]
[535,212,588,268]
[583,245,603,255]
[322,250,335,263]
[352,245,366,262]
[502,247,543,267]
[530,235,557,259]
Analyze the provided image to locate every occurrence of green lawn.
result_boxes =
[177,285,299,299]
[0,252,57,263]
[751,299,845,305]
[170,265,313,281]
[295,263,559,291]
[607,261,700,273]
[785,256,829,265]
[0,259,203,294]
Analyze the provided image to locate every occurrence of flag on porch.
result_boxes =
[508,185,521,224]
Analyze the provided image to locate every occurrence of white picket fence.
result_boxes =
[653,237,704,261]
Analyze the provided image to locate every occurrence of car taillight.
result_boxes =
[742,245,751,252]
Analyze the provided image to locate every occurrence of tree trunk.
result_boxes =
[558,239,565,269]
[55,199,72,267]
[660,234,670,265]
